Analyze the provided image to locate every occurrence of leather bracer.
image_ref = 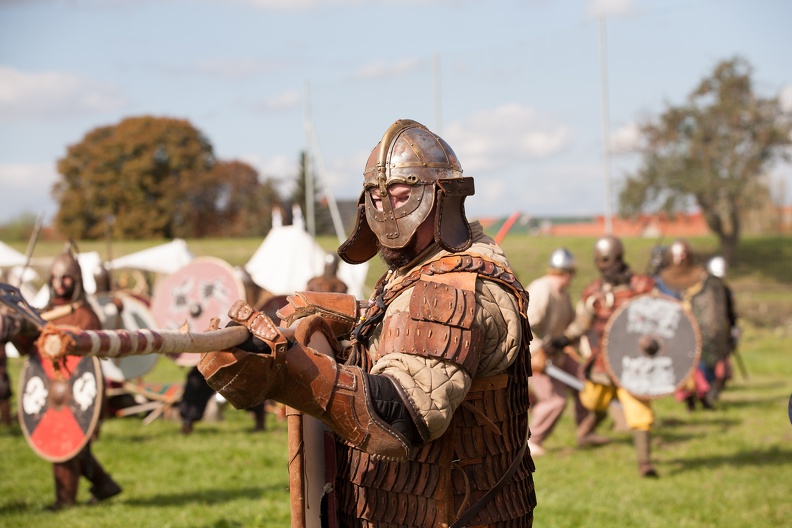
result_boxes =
[276,291,360,338]
[199,301,411,461]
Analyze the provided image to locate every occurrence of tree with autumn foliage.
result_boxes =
[209,160,280,237]
[53,116,279,239]
[619,57,792,263]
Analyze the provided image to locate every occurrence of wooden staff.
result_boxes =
[37,323,251,362]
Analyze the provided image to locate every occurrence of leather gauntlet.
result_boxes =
[276,291,360,338]
[199,301,412,461]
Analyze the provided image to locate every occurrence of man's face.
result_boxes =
[558,270,575,290]
[369,183,412,212]
[374,184,436,269]
[52,274,75,299]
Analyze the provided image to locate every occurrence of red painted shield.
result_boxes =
[150,257,245,366]
[18,350,103,462]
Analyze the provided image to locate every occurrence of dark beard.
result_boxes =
[378,237,420,269]
[600,261,632,286]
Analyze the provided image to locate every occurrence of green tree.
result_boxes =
[54,116,216,239]
[619,57,791,263]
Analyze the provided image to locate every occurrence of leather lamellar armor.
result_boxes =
[336,254,536,527]
[581,273,655,380]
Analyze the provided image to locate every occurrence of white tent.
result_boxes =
[245,226,368,299]
[109,239,193,275]
[0,241,26,268]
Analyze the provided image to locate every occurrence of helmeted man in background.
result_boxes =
[199,119,536,526]
[707,255,739,398]
[655,239,732,410]
[564,236,659,477]
[526,248,601,456]
[16,246,122,509]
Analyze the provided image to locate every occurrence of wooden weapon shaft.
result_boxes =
[37,324,252,362]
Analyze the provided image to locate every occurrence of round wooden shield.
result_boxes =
[96,292,160,382]
[603,292,701,399]
[150,257,246,366]
[18,350,104,463]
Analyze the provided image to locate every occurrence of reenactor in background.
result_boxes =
[14,246,122,509]
[199,119,536,526]
[526,248,601,456]
[563,236,660,477]
[707,255,740,398]
[655,240,732,410]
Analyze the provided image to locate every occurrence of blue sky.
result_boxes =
[1,0,790,227]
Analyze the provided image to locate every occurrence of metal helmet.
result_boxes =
[707,255,727,278]
[669,239,693,266]
[49,244,85,302]
[338,119,475,264]
[593,235,624,270]
[548,248,576,273]
[93,263,112,293]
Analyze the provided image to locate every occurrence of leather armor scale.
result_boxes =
[335,254,536,527]
[582,274,655,380]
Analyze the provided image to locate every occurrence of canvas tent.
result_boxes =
[109,239,193,275]
[0,241,26,268]
[245,225,368,299]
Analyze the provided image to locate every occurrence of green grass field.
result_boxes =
[1,233,791,527]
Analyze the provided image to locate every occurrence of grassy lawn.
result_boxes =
[1,233,790,527]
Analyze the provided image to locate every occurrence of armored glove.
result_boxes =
[199,300,414,461]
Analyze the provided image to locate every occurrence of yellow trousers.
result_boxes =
[579,381,654,431]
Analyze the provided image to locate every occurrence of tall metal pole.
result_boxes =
[309,129,347,243]
[598,15,613,235]
[433,52,442,135]
[303,80,316,237]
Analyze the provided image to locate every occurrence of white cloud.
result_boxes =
[0,162,60,222]
[588,0,634,17]
[610,122,641,154]
[0,67,128,122]
[443,103,573,173]
[354,58,422,79]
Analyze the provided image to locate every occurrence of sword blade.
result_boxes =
[37,324,251,362]
[544,363,585,391]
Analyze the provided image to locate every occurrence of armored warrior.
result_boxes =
[655,240,732,409]
[526,248,599,456]
[563,236,659,477]
[13,246,122,509]
[199,119,536,526]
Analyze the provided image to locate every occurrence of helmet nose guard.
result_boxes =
[338,119,474,265]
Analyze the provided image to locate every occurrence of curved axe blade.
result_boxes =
[0,282,46,330]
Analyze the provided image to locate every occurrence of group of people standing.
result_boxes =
[0,118,740,525]
[525,236,738,478]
